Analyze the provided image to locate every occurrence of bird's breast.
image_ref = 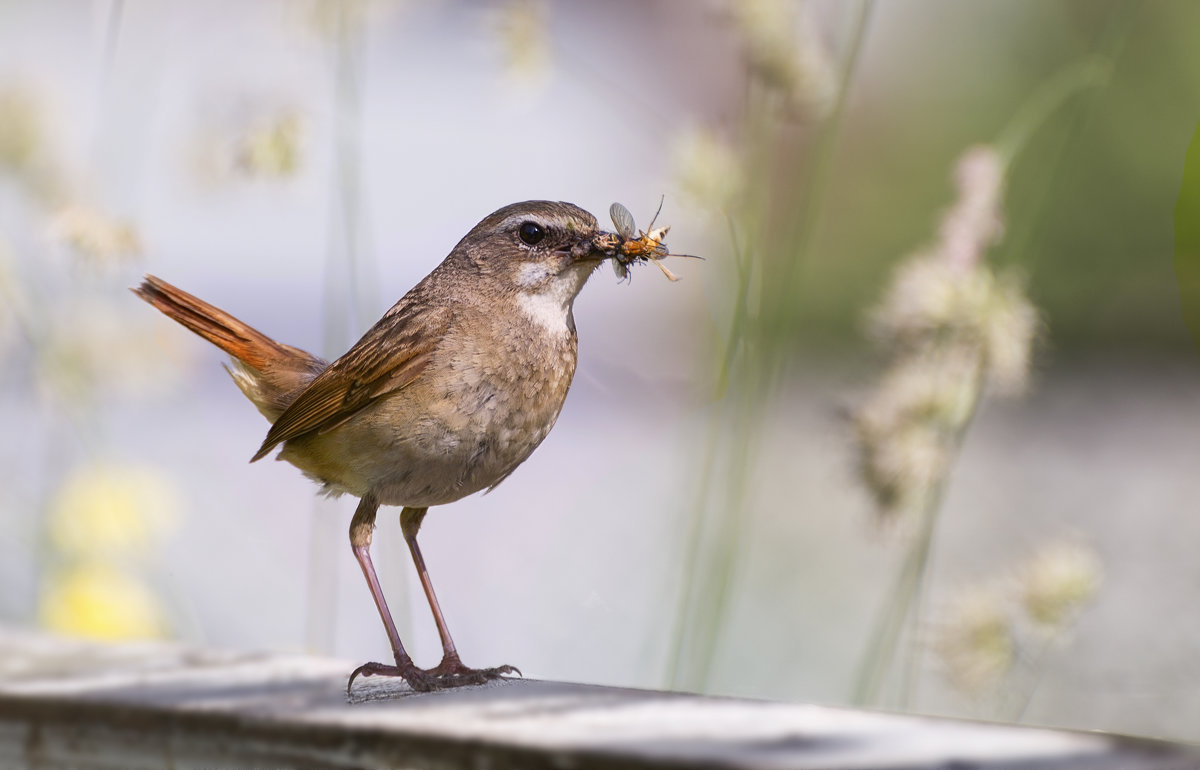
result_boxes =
[281,302,581,508]
[444,314,578,461]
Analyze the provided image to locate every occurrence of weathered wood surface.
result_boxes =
[0,628,1195,770]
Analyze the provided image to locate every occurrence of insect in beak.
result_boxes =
[593,199,700,282]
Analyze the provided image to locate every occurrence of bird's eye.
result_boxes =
[518,221,546,245]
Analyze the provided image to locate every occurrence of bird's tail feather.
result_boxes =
[133,274,326,421]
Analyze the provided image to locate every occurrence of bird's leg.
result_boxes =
[399,507,458,663]
[400,506,520,685]
[345,495,436,693]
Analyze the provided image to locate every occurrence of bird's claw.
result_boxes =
[429,659,522,685]
[347,660,437,693]
[346,657,521,694]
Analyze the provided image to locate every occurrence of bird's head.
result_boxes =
[448,200,609,334]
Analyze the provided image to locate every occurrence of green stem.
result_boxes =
[775,0,875,309]
[693,380,763,691]
[664,405,726,689]
[997,629,1059,721]
[667,0,876,694]
[714,213,750,399]
[852,478,944,706]
[995,1,1134,272]
[88,0,124,172]
[664,215,757,690]
[993,57,1111,171]
[664,56,770,695]
[854,359,986,707]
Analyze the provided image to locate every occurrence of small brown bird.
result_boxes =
[135,201,613,692]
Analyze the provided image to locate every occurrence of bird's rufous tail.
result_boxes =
[133,274,326,422]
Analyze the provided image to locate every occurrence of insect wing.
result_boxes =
[609,202,637,240]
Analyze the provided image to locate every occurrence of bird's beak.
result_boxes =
[564,230,613,263]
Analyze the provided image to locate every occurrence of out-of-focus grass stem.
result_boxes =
[88,0,123,170]
[852,480,942,706]
[775,1,874,313]
[715,213,749,399]
[993,58,1110,171]
[665,88,771,693]
[852,361,983,707]
[896,364,985,707]
[999,632,1057,720]
[852,20,1127,706]
[996,1,1132,272]
[665,218,755,687]
[666,0,875,692]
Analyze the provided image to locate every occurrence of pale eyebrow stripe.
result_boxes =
[496,212,562,232]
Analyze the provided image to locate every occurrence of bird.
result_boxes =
[134,200,614,692]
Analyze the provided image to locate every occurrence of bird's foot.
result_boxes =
[425,653,521,687]
[346,654,520,694]
[347,658,437,693]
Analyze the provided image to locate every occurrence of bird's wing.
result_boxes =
[250,300,453,462]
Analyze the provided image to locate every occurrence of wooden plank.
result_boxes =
[0,628,1194,769]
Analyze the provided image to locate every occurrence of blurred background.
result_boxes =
[2,0,1199,744]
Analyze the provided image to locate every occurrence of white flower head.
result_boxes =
[939,146,1005,273]
[935,586,1015,694]
[1020,541,1102,630]
[731,0,835,113]
[48,204,141,265]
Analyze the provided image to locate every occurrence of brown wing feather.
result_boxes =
[250,300,452,462]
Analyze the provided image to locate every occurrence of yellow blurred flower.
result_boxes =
[234,111,305,179]
[0,87,41,173]
[47,462,178,558]
[300,0,369,41]
[39,561,167,640]
[48,203,141,265]
[495,0,550,82]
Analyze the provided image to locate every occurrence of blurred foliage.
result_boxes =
[1172,87,1200,356]
[664,0,1176,714]
[791,0,1198,352]
[0,21,177,643]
